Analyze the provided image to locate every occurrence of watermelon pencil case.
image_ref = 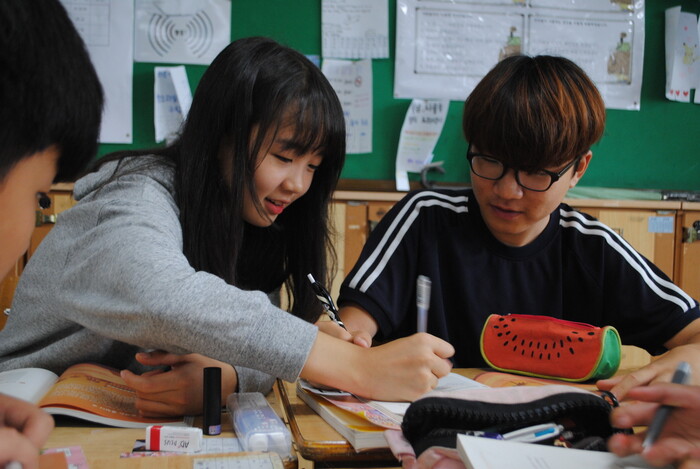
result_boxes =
[480,314,621,382]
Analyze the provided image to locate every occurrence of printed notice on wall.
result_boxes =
[60,0,134,143]
[134,0,231,65]
[154,66,192,144]
[322,0,389,59]
[395,0,644,111]
[322,59,373,154]
[395,99,449,191]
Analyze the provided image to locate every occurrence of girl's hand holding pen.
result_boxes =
[303,332,453,401]
[357,333,454,400]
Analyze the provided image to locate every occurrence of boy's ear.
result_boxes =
[569,152,592,188]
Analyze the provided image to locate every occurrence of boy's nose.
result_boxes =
[493,169,524,199]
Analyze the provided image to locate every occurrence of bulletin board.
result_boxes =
[97,0,700,191]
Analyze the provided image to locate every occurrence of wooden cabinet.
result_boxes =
[569,200,680,281]
[677,202,700,300]
[331,191,404,293]
[0,184,76,329]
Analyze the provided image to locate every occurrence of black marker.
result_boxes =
[203,367,221,435]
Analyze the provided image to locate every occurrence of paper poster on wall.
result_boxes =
[395,0,644,110]
[60,0,134,143]
[134,0,231,65]
[322,59,373,154]
[154,66,192,144]
[395,99,449,191]
[665,7,700,104]
[696,18,700,104]
[322,0,389,59]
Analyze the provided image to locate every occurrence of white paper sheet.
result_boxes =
[696,19,700,104]
[322,0,389,59]
[457,434,668,469]
[322,59,373,154]
[61,0,134,143]
[134,0,231,65]
[154,66,192,143]
[665,7,700,104]
[395,99,449,190]
[394,0,644,110]
[696,18,700,104]
[192,454,283,469]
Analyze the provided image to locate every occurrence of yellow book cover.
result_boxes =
[295,381,388,451]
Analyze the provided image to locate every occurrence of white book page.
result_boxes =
[367,373,488,418]
[457,434,667,469]
[0,368,58,404]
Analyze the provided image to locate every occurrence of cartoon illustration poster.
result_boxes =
[665,7,700,104]
[395,0,644,110]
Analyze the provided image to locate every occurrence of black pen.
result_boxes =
[642,361,691,448]
[307,273,347,330]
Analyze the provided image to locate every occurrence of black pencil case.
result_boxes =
[400,384,621,457]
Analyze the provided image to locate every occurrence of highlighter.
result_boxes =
[203,366,221,435]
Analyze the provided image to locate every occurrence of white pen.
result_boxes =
[642,361,691,449]
[416,275,431,333]
[501,423,564,443]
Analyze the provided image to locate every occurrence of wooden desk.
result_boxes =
[43,384,296,469]
[278,346,652,468]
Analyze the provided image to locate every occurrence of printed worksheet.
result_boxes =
[322,59,373,154]
[60,0,134,143]
[322,0,389,58]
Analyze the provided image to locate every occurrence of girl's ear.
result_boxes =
[569,151,592,188]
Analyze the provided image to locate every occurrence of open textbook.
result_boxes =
[456,434,670,469]
[0,363,193,428]
[296,373,487,450]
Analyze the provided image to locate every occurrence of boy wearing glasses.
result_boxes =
[334,55,700,400]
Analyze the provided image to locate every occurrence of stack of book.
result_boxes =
[296,373,487,451]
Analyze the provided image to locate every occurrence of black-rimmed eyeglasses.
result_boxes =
[466,146,583,192]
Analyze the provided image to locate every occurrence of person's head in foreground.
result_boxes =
[0,0,103,277]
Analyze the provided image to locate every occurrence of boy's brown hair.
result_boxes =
[463,55,606,171]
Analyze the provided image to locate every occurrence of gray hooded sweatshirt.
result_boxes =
[0,157,318,393]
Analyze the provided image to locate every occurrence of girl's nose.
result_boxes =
[282,165,307,194]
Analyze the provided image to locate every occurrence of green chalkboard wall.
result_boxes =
[98,0,700,191]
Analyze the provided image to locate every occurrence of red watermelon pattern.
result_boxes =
[480,314,621,382]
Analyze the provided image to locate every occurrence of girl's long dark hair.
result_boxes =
[96,37,345,322]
